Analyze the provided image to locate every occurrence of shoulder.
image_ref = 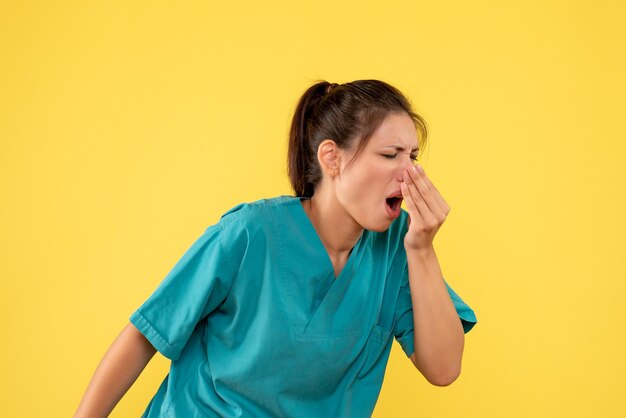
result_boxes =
[217,195,296,228]
[210,194,298,244]
[200,195,298,269]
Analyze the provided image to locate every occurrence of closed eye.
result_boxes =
[382,154,418,161]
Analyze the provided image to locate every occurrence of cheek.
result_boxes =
[346,168,377,192]
[339,159,389,202]
[347,169,385,203]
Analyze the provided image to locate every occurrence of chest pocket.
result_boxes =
[291,323,393,394]
[291,326,366,397]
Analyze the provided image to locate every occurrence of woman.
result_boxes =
[74,79,478,417]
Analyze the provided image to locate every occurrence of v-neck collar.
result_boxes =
[293,196,364,280]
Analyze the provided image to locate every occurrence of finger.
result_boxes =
[415,165,450,213]
[400,181,424,228]
[402,170,435,225]
[409,165,444,215]
[404,169,439,223]
[419,171,449,212]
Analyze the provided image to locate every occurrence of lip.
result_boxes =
[386,189,402,199]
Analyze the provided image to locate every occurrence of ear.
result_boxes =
[317,139,342,179]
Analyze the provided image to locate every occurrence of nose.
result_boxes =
[396,154,416,182]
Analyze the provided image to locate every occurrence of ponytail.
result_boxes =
[287,81,332,197]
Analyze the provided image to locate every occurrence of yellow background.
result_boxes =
[1,1,625,416]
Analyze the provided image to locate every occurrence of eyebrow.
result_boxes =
[383,145,419,153]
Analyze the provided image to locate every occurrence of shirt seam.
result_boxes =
[130,309,178,360]
[215,221,237,279]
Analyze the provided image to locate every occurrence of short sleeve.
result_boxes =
[129,222,238,361]
[393,267,478,358]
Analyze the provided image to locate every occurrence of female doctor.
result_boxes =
[74,79,477,417]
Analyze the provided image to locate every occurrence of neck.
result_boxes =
[302,184,363,258]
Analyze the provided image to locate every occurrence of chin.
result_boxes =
[364,220,393,233]
[353,206,393,233]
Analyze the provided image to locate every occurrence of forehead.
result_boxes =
[367,112,418,149]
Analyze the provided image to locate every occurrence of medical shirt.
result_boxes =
[129,195,478,417]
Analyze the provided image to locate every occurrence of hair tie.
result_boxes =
[325,83,339,95]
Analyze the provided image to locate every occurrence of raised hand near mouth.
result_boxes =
[400,164,450,251]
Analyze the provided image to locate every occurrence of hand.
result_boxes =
[400,164,451,251]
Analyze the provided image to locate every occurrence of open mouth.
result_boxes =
[385,196,403,214]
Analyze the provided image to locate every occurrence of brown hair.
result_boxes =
[287,79,428,197]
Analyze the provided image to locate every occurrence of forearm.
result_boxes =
[74,322,157,418]
[407,245,464,386]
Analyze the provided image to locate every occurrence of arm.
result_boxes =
[73,322,157,418]
[399,164,464,386]
[406,247,464,386]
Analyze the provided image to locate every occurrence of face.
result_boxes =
[334,111,419,232]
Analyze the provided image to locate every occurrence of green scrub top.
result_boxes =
[129,195,477,417]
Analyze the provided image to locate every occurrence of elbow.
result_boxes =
[411,344,465,386]
[425,365,462,387]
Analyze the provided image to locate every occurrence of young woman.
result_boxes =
[74,79,478,417]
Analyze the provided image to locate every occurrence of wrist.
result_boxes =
[404,244,436,259]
